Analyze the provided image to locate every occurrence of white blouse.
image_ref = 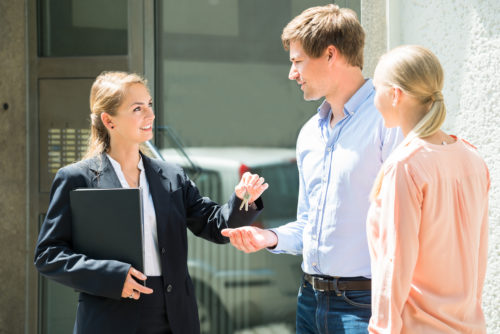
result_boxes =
[107,154,162,276]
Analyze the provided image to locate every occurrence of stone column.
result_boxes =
[361,0,387,78]
[0,0,27,333]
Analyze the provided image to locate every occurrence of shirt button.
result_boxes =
[312,262,317,267]
[166,284,173,293]
[161,248,166,254]
[327,147,332,152]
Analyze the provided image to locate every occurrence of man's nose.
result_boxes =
[288,65,299,81]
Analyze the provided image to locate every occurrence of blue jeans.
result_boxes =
[296,276,371,334]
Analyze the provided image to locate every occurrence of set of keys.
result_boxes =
[239,191,251,211]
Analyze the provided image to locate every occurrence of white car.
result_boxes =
[158,147,302,333]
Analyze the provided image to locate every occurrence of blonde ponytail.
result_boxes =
[370,46,446,200]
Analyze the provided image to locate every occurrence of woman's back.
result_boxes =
[368,136,489,333]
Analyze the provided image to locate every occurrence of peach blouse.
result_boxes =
[367,137,489,333]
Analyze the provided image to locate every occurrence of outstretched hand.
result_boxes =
[221,226,278,253]
[235,172,269,204]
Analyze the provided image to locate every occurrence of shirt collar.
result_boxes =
[106,154,144,172]
[137,156,145,172]
[316,78,374,122]
[317,100,332,120]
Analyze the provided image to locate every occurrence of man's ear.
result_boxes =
[101,112,114,130]
[326,45,337,62]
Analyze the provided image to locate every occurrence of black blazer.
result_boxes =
[34,153,262,334]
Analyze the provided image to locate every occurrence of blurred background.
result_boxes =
[0,0,498,333]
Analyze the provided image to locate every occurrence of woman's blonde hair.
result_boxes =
[83,71,148,159]
[371,45,446,199]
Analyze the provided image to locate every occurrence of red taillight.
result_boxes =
[251,221,264,229]
[239,163,249,178]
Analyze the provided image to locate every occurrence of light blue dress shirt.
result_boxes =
[271,79,402,278]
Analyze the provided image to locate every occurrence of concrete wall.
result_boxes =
[362,0,500,331]
[0,0,27,333]
[361,0,387,80]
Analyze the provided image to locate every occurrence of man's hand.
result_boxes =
[221,226,278,253]
[121,267,153,300]
[235,172,268,205]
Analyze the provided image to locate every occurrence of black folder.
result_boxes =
[70,188,144,272]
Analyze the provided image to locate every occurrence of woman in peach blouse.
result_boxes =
[367,45,490,333]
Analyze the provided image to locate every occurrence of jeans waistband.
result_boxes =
[303,273,371,293]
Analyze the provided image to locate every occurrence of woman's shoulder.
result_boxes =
[384,139,426,168]
[55,156,101,181]
[454,137,489,172]
[384,136,488,181]
[62,156,95,171]
[142,155,186,178]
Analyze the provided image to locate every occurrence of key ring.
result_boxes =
[239,191,251,211]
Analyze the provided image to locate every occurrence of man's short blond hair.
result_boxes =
[282,4,365,69]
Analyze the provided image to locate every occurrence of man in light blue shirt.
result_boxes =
[222,4,401,333]
[274,82,400,277]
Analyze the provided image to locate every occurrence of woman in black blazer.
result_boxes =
[34,72,268,334]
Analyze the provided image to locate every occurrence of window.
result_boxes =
[155,0,335,149]
[155,2,337,332]
[38,0,127,57]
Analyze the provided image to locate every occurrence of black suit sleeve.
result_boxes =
[34,167,130,300]
[182,171,263,244]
